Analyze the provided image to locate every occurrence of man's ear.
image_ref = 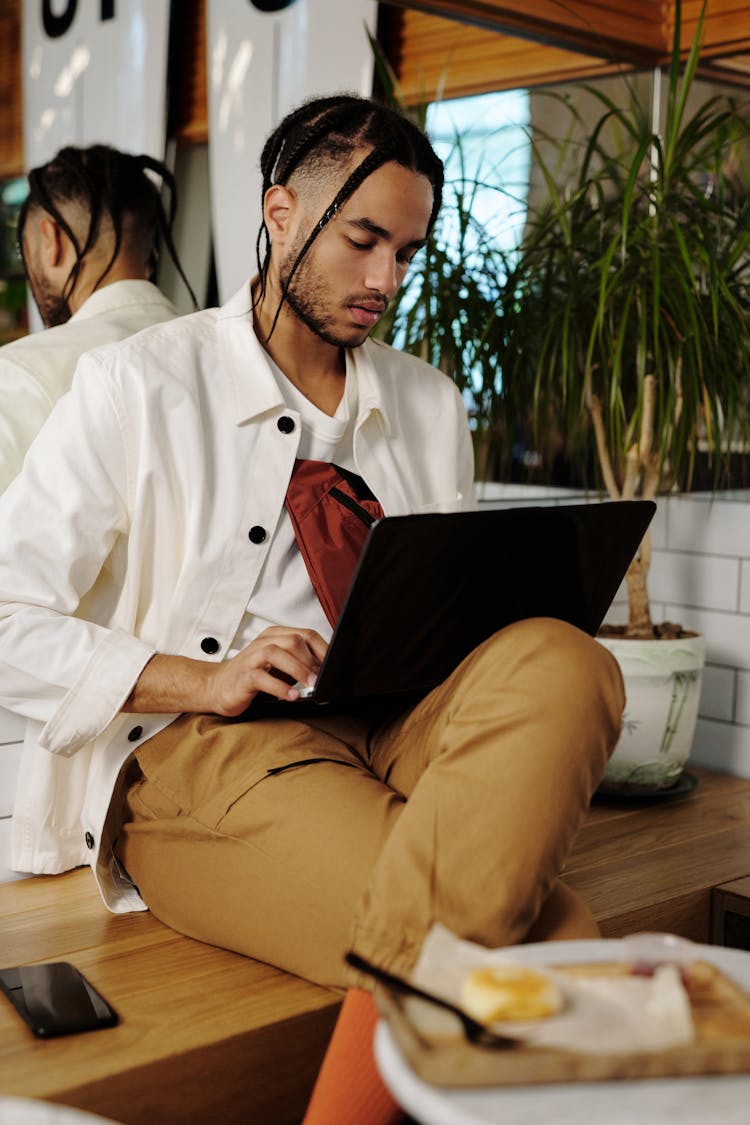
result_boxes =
[38,214,68,268]
[263,184,296,244]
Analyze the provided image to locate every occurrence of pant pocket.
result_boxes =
[265,756,360,777]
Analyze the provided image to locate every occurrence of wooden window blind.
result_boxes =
[378,6,625,104]
[380,1,750,104]
[169,0,208,145]
[2,0,750,175]
[0,0,23,179]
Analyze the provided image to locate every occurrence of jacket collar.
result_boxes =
[70,279,175,321]
[218,279,393,436]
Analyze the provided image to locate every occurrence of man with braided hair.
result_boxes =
[0,143,195,490]
[0,96,623,1123]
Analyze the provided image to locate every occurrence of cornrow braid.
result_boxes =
[17,144,197,310]
[255,93,444,338]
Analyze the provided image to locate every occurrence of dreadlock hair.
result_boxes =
[255,93,444,340]
[17,144,197,311]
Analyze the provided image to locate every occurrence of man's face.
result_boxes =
[21,223,72,328]
[279,160,433,349]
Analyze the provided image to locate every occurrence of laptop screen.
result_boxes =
[312,501,655,705]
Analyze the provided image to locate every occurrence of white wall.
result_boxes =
[0,707,26,883]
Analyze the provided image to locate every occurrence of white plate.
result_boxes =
[374,937,750,1125]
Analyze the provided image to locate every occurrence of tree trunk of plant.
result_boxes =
[624,540,654,638]
[587,376,660,637]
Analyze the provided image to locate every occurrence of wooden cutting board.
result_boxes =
[377,959,750,1087]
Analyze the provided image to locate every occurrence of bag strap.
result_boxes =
[284,458,384,626]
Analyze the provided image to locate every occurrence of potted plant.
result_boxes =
[497,0,750,790]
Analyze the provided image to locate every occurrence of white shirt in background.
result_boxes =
[0,279,178,491]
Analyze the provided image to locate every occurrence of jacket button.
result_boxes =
[277,416,295,434]
[248,525,267,544]
[85,832,95,850]
[201,637,220,654]
[128,725,143,742]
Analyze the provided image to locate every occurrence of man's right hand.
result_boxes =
[123,626,328,716]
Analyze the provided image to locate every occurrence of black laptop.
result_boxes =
[290,499,654,708]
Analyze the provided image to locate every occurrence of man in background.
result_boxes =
[0,143,195,490]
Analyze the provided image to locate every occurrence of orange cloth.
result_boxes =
[302,989,405,1125]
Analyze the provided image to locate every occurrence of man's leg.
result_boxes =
[304,619,621,1124]
[115,711,404,986]
[349,617,624,975]
[116,618,622,986]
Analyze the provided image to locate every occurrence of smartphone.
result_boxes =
[0,961,119,1038]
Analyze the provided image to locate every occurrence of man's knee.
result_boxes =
[474,617,621,696]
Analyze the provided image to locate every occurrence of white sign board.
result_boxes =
[207,0,377,302]
[22,0,171,168]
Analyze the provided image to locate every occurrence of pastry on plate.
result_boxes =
[461,961,563,1023]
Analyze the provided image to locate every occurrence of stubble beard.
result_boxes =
[26,264,72,328]
[278,243,372,350]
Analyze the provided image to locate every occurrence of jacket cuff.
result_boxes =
[39,629,156,757]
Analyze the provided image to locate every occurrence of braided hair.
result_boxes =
[17,144,197,312]
[256,94,444,338]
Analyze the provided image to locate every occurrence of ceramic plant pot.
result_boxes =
[596,633,706,793]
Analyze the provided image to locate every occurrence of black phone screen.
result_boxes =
[0,961,119,1038]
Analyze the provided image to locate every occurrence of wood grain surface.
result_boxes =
[0,871,340,1124]
[565,768,750,941]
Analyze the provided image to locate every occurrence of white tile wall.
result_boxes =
[739,560,750,615]
[692,716,750,778]
[666,494,750,557]
[480,486,750,780]
[700,664,736,723]
[0,741,21,819]
[734,670,750,727]
[648,551,740,613]
[0,707,27,884]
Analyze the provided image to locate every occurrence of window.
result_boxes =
[377,87,530,462]
[426,88,530,263]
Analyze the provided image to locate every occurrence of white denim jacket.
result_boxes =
[0,279,178,492]
[0,281,475,911]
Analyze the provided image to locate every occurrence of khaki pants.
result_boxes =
[115,619,624,987]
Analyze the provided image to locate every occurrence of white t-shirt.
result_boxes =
[229,353,359,653]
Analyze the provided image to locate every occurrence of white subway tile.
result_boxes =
[648,500,668,550]
[663,605,750,670]
[699,664,736,722]
[690,716,750,779]
[740,561,750,615]
[648,551,739,612]
[649,602,667,624]
[0,743,21,818]
[665,494,750,557]
[735,671,750,727]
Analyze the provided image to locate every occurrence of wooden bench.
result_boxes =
[0,872,340,1124]
[1,766,749,1124]
[564,766,750,941]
